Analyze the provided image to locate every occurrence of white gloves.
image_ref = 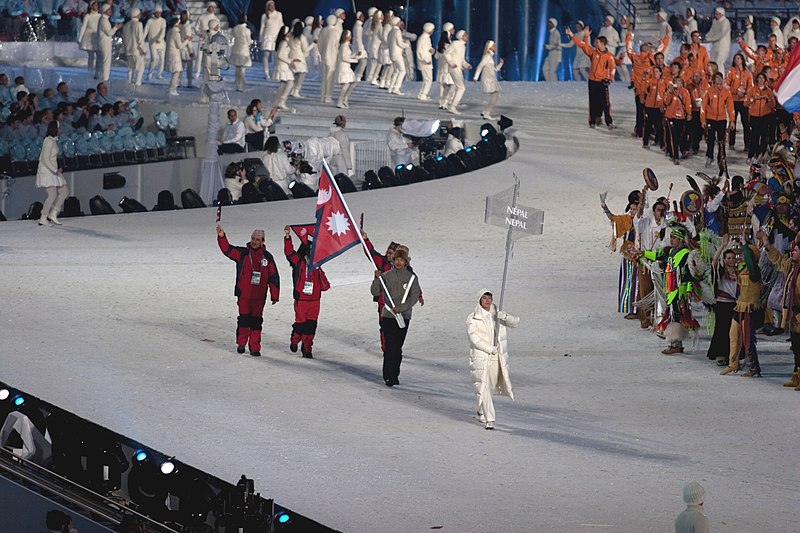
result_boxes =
[489,347,498,355]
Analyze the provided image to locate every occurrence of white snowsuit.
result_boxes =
[543,27,562,81]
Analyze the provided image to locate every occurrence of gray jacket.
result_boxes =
[370,267,420,320]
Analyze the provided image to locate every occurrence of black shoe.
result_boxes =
[385,380,394,387]
[290,343,298,353]
[302,351,313,359]
[716,358,728,366]
[250,350,261,357]
[765,327,784,336]
[237,345,246,354]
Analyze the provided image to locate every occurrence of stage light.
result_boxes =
[480,123,497,138]
[13,395,25,406]
[363,170,382,190]
[161,459,176,475]
[0,389,9,401]
[288,180,316,199]
[277,512,291,524]
[135,450,148,462]
[497,115,514,131]
[377,166,397,187]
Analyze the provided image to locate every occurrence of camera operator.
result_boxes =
[387,116,413,166]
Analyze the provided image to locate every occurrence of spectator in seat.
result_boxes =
[244,99,276,151]
[260,135,295,194]
[218,108,246,154]
[223,162,247,201]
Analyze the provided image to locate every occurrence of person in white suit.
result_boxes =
[444,29,471,115]
[387,17,409,95]
[317,14,339,103]
[229,15,253,91]
[336,30,362,108]
[144,5,166,80]
[123,8,146,86]
[473,40,503,120]
[95,3,122,82]
[36,121,69,226]
[466,289,519,430]
[706,7,732,68]
[77,0,101,77]
[542,17,561,81]
[194,2,219,79]
[377,13,394,88]
[259,0,283,79]
[287,21,308,98]
[416,22,435,100]
[770,16,785,49]
[273,27,296,110]
[784,17,800,46]
[682,7,697,43]
[598,15,620,56]
[165,17,188,95]
[365,10,384,84]
[436,22,455,107]
[352,11,368,80]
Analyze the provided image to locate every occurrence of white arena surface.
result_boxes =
[1,66,799,532]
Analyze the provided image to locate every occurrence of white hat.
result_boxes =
[683,482,705,505]
[657,10,667,20]
[442,21,454,32]
[714,7,725,16]
[335,8,345,16]
[745,15,753,25]
[154,4,162,11]
[207,1,216,8]
[548,17,557,27]
[391,16,400,26]
[455,29,465,40]
[576,20,584,27]
[367,7,377,16]
[101,3,111,12]
[772,16,781,25]
[305,15,313,25]
[605,15,614,23]
[687,7,695,18]
[130,7,140,18]
[422,22,434,33]
[326,14,336,26]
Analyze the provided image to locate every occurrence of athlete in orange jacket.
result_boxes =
[642,65,667,148]
[567,25,617,129]
[745,71,776,162]
[726,52,753,150]
[700,71,734,167]
[663,78,692,164]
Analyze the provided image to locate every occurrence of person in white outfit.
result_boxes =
[784,17,800,46]
[402,26,418,83]
[261,135,295,194]
[443,126,463,156]
[706,7,731,69]
[542,17,561,81]
[742,15,756,64]
[387,17,410,94]
[436,23,455,107]
[473,40,503,120]
[318,14,339,103]
[352,11,368,81]
[365,10,384,84]
[95,3,122,82]
[179,11,194,88]
[229,15,253,91]
[333,7,346,42]
[336,30,362,108]
[36,121,68,226]
[77,1,101,77]
[144,5,166,80]
[657,10,672,41]
[377,14,394,88]
[617,15,631,83]
[562,20,589,80]
[467,289,519,430]
[683,7,697,43]
[444,29,471,115]
[598,15,620,56]
[201,18,221,83]
[288,21,309,98]
[416,22,435,100]
[194,2,219,80]
[218,108,246,154]
[328,114,352,176]
[770,17,785,49]
[259,0,283,79]
[675,482,710,533]
[273,27,296,110]
[123,8,146,86]
[387,116,412,166]
[165,17,187,95]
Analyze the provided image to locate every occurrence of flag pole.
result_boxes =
[495,174,519,345]
[321,160,405,326]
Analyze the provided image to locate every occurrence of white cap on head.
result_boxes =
[687,7,695,17]
[102,3,112,13]
[335,8,345,16]
[548,17,557,27]
[455,29,465,40]
[442,21,454,32]
[266,0,275,5]
[605,15,614,23]
[422,22,434,33]
[772,16,781,25]
[391,16,400,26]
[576,20,584,27]
[154,4,162,11]
[715,6,725,16]
[326,14,337,26]
[207,1,216,8]
[130,7,140,17]
[305,15,313,25]
[683,482,705,505]
[657,10,667,20]
[745,15,753,25]
[367,7,377,16]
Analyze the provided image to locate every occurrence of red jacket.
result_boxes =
[218,235,280,302]
[284,237,330,301]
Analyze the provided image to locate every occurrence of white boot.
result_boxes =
[38,214,50,226]
[48,209,62,225]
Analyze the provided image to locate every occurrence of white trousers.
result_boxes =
[476,355,501,423]
[148,44,165,77]
[389,57,405,92]
[446,67,465,108]
[542,55,560,81]
[42,185,69,217]
[127,53,145,85]
[321,63,335,101]
[418,64,432,98]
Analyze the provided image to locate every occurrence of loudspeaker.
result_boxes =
[216,188,233,206]
[119,196,148,213]
[289,181,316,199]
[334,173,357,193]
[257,179,288,201]
[103,172,126,189]
[62,197,84,217]
[377,166,397,187]
[153,190,178,211]
[446,153,467,175]
[24,201,43,220]
[363,170,381,190]
[89,195,116,215]
[241,182,265,203]
[181,188,205,209]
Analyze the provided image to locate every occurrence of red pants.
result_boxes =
[291,299,320,354]
[237,298,266,351]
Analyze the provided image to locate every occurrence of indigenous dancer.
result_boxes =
[600,190,641,319]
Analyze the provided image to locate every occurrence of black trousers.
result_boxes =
[707,301,735,360]
[634,96,645,137]
[218,143,245,154]
[381,316,410,384]
[705,119,727,160]
[643,107,663,146]
[588,80,612,126]
[730,101,749,149]
[687,112,702,152]
[748,114,771,159]
[666,118,685,160]
[790,331,800,370]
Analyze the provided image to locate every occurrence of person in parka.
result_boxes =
[467,289,519,430]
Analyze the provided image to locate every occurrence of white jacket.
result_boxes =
[122,18,145,57]
[36,136,63,188]
[144,15,166,47]
[95,14,118,55]
[598,25,619,52]
[165,25,185,72]
[259,10,283,51]
[260,151,294,193]
[705,16,731,61]
[336,41,359,84]
[444,38,468,70]
[288,34,309,73]
[416,32,433,65]
[78,11,100,51]
[353,19,365,53]
[389,25,409,61]
[466,295,519,400]
[473,52,500,93]
[229,23,252,67]
[317,25,339,66]
[273,40,294,81]
[545,27,562,62]
[328,125,352,173]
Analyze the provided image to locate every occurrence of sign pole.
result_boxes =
[495,174,520,345]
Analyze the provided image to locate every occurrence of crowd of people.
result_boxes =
[601,135,800,388]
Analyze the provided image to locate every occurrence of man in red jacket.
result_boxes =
[217,225,280,356]
[283,226,330,358]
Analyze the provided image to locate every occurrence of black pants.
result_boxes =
[790,331,800,370]
[666,118,685,161]
[218,143,245,154]
[707,301,735,359]
[634,96,645,137]
[749,114,771,159]
[705,119,727,160]
[588,80,612,126]
[643,107,663,146]
[687,112,702,152]
[381,316,410,384]
[730,101,749,149]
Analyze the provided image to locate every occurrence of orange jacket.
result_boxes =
[573,35,617,82]
[690,43,709,74]
[644,77,666,108]
[664,87,692,120]
[701,86,734,125]
[687,79,708,112]
[745,85,776,117]
[739,42,766,77]
[726,67,753,102]
[626,32,670,96]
